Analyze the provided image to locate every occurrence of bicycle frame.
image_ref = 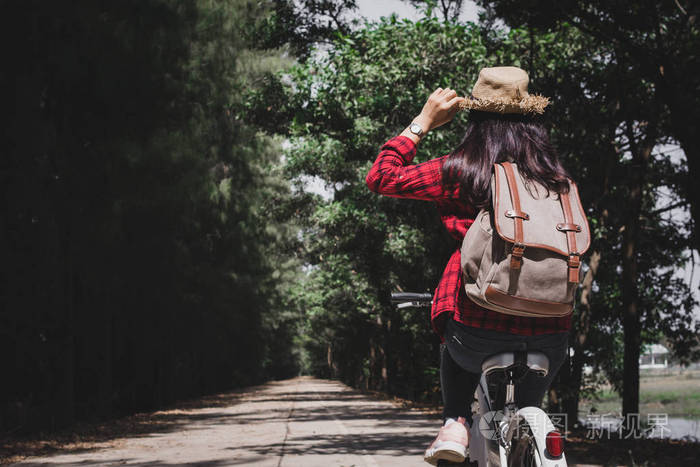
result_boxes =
[469,372,567,467]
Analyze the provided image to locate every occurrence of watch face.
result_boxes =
[410,123,422,135]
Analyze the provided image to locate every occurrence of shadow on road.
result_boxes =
[3,378,439,466]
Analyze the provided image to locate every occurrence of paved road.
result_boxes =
[14,376,604,467]
[13,377,439,466]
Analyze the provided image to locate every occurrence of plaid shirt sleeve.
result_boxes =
[366,136,451,201]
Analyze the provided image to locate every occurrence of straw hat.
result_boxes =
[459,66,550,115]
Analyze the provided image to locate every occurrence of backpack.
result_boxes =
[460,162,590,317]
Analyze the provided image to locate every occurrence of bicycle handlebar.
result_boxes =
[390,292,433,304]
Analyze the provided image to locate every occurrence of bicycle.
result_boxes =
[391,292,567,467]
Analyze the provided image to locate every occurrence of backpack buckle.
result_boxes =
[510,242,526,270]
[567,253,581,282]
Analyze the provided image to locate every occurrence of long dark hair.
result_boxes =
[441,110,570,209]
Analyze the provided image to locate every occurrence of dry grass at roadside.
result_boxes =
[581,372,700,417]
[565,428,700,466]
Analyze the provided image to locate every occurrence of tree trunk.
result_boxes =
[658,74,700,254]
[621,217,641,419]
[326,342,335,378]
[373,313,389,391]
[54,237,76,428]
[621,127,655,431]
[381,314,391,391]
[565,250,602,424]
[563,130,614,425]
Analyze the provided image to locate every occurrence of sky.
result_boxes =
[355,0,480,22]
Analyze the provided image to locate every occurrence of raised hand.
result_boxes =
[415,87,465,131]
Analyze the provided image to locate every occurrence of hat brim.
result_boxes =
[459,94,550,115]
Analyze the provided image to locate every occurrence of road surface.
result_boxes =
[12,376,606,466]
[13,377,439,466]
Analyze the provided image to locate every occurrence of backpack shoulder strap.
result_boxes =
[499,162,528,270]
[492,164,591,264]
[559,188,581,283]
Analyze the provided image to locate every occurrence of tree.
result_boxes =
[258,0,359,61]
[270,16,494,395]
[470,8,700,422]
[475,0,700,254]
[0,0,300,431]
[252,7,700,422]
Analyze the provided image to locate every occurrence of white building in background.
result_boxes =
[577,343,673,375]
[640,344,669,369]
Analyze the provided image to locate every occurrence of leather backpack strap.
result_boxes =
[559,188,581,283]
[500,162,528,270]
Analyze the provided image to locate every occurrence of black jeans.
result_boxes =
[441,318,569,427]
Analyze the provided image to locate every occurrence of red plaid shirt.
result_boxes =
[366,136,572,337]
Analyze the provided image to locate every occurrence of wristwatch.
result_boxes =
[408,122,424,137]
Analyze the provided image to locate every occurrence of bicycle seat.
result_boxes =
[481,351,549,377]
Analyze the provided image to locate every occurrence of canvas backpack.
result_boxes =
[460,162,590,317]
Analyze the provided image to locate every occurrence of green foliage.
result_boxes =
[4,0,698,433]
[0,0,300,431]
[474,3,700,418]
[255,0,360,61]
[263,16,529,397]
[255,7,699,409]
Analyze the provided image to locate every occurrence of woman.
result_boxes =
[365,67,571,465]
